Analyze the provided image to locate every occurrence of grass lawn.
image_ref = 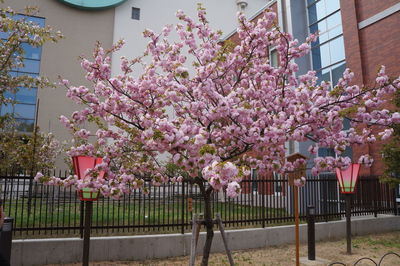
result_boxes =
[7,199,289,238]
[47,231,400,265]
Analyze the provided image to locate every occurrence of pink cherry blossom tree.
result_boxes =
[36,6,399,265]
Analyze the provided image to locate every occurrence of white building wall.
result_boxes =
[112,0,267,75]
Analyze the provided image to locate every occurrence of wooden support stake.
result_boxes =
[216,213,234,266]
[189,214,199,266]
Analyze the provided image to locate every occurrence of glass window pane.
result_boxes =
[18,59,40,74]
[343,118,351,131]
[316,68,331,83]
[308,0,326,24]
[16,119,34,132]
[0,104,13,116]
[318,31,329,44]
[330,36,345,64]
[320,42,331,68]
[310,20,327,34]
[131,7,140,20]
[328,25,342,40]
[13,15,44,27]
[312,48,322,70]
[270,49,278,67]
[318,147,335,157]
[342,146,352,159]
[3,91,15,101]
[28,16,45,27]
[311,20,328,45]
[326,0,340,15]
[321,68,331,83]
[331,62,346,85]
[327,12,342,30]
[21,43,42,60]
[14,104,36,119]
[0,31,10,39]
[15,87,37,104]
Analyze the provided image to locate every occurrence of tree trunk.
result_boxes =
[198,180,214,266]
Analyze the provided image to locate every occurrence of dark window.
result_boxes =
[274,172,282,193]
[288,140,295,154]
[131,7,140,20]
[251,169,258,192]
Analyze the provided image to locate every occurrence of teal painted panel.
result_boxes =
[57,0,128,10]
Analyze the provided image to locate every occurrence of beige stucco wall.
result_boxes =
[7,0,115,170]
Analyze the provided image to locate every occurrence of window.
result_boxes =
[307,0,345,85]
[269,48,278,67]
[308,0,352,161]
[250,168,258,192]
[0,15,44,132]
[273,172,282,193]
[131,7,140,20]
[288,140,295,154]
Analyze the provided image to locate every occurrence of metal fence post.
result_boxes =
[181,181,185,234]
[82,201,93,266]
[262,179,265,228]
[80,201,84,239]
[0,217,14,265]
[394,187,399,216]
[345,194,352,254]
[307,206,315,261]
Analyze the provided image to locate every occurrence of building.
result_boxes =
[227,0,400,178]
[4,0,400,174]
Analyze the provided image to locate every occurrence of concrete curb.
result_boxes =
[11,215,400,265]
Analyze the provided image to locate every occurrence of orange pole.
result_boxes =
[294,186,300,266]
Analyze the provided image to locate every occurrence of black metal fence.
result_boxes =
[0,170,397,238]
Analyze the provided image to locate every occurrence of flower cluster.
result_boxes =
[294,177,306,187]
[202,161,243,194]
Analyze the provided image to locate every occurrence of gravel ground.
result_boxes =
[47,231,400,266]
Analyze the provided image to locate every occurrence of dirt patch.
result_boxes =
[47,231,400,265]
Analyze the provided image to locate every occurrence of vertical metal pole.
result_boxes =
[181,181,185,234]
[345,194,352,255]
[262,178,265,228]
[80,201,84,239]
[307,206,315,261]
[394,187,398,216]
[374,179,378,217]
[294,186,300,266]
[82,201,92,266]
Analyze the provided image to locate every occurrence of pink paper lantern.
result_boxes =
[72,156,104,201]
[335,163,361,194]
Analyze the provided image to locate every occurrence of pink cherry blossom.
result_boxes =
[37,7,399,201]
[294,176,306,187]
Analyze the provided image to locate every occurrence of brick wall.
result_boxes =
[356,0,399,22]
[341,0,400,175]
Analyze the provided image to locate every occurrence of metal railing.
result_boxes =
[0,170,397,237]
